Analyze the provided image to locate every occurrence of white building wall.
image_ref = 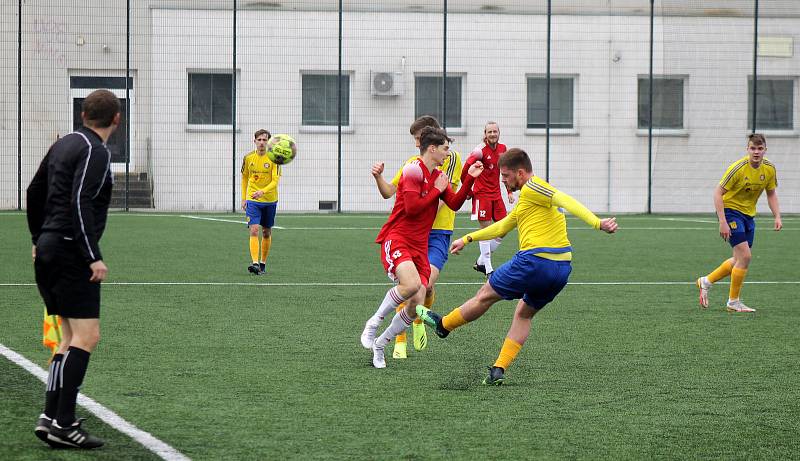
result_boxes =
[150,8,799,213]
[3,4,798,213]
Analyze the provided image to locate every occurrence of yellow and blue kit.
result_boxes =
[460,176,602,309]
[719,156,778,247]
[241,150,281,227]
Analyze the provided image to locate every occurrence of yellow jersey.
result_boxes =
[463,176,601,261]
[391,150,463,232]
[719,156,777,217]
[241,150,281,203]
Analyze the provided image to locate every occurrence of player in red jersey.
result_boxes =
[360,127,484,368]
[461,121,515,276]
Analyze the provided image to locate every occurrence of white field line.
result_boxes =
[0,343,190,461]
[1,281,798,287]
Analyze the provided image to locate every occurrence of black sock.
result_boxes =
[43,353,64,419]
[55,346,91,427]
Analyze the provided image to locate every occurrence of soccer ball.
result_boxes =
[266,134,298,165]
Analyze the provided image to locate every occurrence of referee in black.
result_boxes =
[27,89,120,449]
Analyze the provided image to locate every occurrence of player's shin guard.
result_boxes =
[55,347,90,427]
[729,267,748,301]
[442,307,468,332]
[375,309,414,349]
[395,304,408,343]
[493,337,522,371]
[249,236,260,263]
[370,286,408,324]
[260,236,272,265]
[707,259,733,283]
[489,237,502,253]
[479,241,493,273]
[44,354,64,419]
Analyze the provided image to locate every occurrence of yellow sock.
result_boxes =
[442,307,468,332]
[249,236,259,263]
[260,236,272,264]
[396,303,407,342]
[424,290,435,308]
[707,259,734,283]
[493,337,523,370]
[729,267,748,301]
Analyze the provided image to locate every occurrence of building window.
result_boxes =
[188,72,233,125]
[748,78,794,130]
[527,77,574,129]
[638,77,684,129]
[302,74,350,126]
[415,76,462,129]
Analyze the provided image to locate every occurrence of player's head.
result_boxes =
[81,89,121,130]
[419,126,453,166]
[410,115,441,148]
[483,121,500,146]
[254,129,271,153]
[498,148,532,192]
[746,133,767,164]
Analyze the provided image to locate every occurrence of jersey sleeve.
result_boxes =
[766,164,778,191]
[719,161,744,190]
[446,151,463,189]
[551,191,601,229]
[399,162,424,193]
[240,156,250,201]
[26,150,51,244]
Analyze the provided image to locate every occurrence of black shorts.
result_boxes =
[34,232,101,319]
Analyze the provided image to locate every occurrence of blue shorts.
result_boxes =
[245,201,277,228]
[427,230,452,271]
[489,250,572,310]
[724,208,755,248]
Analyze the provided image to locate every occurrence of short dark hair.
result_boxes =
[418,126,453,153]
[747,133,766,146]
[254,129,271,140]
[409,115,440,136]
[498,148,532,172]
[82,89,120,128]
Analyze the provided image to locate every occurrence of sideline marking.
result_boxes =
[0,343,191,461]
[1,281,798,287]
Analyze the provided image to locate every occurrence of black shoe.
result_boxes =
[259,263,266,273]
[34,414,51,443]
[415,306,449,338]
[35,414,70,448]
[248,263,262,275]
[482,366,505,386]
[47,419,104,449]
[473,261,487,275]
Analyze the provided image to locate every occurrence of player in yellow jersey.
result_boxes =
[418,148,617,385]
[241,129,281,275]
[370,115,463,359]
[696,133,781,313]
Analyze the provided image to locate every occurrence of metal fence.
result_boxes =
[2,1,798,213]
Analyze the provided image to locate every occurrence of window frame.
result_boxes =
[299,70,354,134]
[636,74,689,137]
[747,75,797,136]
[525,73,578,136]
[413,73,466,135]
[186,69,239,132]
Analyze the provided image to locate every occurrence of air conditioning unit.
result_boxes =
[370,71,404,96]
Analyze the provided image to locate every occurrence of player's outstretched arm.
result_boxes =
[450,212,518,254]
[372,162,397,199]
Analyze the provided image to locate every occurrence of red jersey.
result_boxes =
[461,142,506,200]
[376,158,474,250]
